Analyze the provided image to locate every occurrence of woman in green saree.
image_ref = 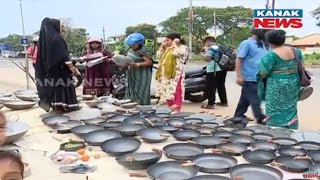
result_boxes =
[124,33,153,105]
[257,30,302,129]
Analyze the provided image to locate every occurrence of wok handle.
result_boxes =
[270,161,284,167]
[129,172,147,178]
[211,148,223,153]
[221,145,239,153]
[199,111,209,114]
[152,148,164,155]
[294,156,311,160]
[181,161,196,167]
[144,118,155,127]
[160,133,171,137]
[262,116,271,123]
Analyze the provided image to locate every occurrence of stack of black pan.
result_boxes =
[41,111,320,179]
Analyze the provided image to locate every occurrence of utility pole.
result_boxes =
[271,0,275,9]
[188,0,193,55]
[102,27,106,48]
[19,0,30,90]
[214,10,217,38]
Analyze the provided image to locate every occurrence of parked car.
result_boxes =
[1,50,16,58]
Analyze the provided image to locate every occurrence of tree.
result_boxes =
[160,6,253,52]
[125,23,157,39]
[311,6,320,27]
[0,34,33,51]
[216,26,251,49]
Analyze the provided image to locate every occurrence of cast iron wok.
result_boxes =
[42,115,70,127]
[116,149,162,170]
[212,130,234,139]
[185,118,203,124]
[252,132,274,141]
[100,137,141,156]
[157,125,179,134]
[227,135,255,146]
[146,115,163,122]
[4,121,30,144]
[232,128,255,136]
[162,143,204,161]
[188,175,231,180]
[52,120,83,134]
[123,116,146,125]
[212,142,247,156]
[272,155,313,173]
[296,141,320,151]
[173,130,201,141]
[171,112,195,118]
[81,117,107,125]
[278,146,308,156]
[112,124,144,137]
[242,149,276,164]
[70,124,103,137]
[200,122,219,129]
[230,164,283,180]
[267,128,294,138]
[183,153,237,173]
[251,141,279,151]
[167,118,186,127]
[137,128,171,143]
[308,151,320,162]
[100,121,121,129]
[108,114,130,122]
[246,124,271,133]
[269,137,298,147]
[81,130,121,146]
[146,161,198,180]
[192,136,226,148]
[2,101,36,110]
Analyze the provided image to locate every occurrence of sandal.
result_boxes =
[201,105,214,109]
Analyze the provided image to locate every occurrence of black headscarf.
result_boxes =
[35,18,69,78]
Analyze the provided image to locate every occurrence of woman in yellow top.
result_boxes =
[155,33,187,113]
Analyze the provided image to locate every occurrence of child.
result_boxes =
[0,151,24,180]
[0,111,6,145]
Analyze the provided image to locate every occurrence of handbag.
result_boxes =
[290,47,313,101]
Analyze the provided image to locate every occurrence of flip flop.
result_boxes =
[201,105,214,109]
[60,164,97,174]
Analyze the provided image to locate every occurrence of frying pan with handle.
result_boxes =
[188,175,231,180]
[242,149,276,164]
[112,124,144,137]
[136,128,171,143]
[296,141,320,151]
[181,153,237,173]
[227,135,255,146]
[251,141,279,151]
[116,149,162,170]
[100,137,141,156]
[162,143,204,161]
[70,124,104,137]
[230,164,283,180]
[42,115,70,127]
[268,137,297,147]
[232,128,255,136]
[81,130,121,146]
[173,130,201,141]
[271,155,313,173]
[252,132,274,141]
[129,160,199,180]
[191,136,226,148]
[212,142,247,156]
[278,146,308,156]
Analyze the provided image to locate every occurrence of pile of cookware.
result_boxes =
[42,107,320,180]
[0,90,38,110]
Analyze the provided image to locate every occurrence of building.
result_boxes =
[106,34,126,45]
[289,33,320,54]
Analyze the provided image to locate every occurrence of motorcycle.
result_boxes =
[113,66,208,103]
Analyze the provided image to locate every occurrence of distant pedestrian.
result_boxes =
[201,36,228,109]
[257,30,303,129]
[234,29,270,124]
[27,36,39,66]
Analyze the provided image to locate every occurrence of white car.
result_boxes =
[1,50,16,58]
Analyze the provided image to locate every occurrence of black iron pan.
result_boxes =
[171,112,195,118]
[173,130,201,141]
[182,153,237,173]
[232,128,255,136]
[116,149,162,170]
[108,114,130,122]
[42,115,70,127]
[200,122,219,129]
[296,141,320,151]
[52,120,82,134]
[112,124,144,137]
[188,175,231,180]
[278,146,308,156]
[167,118,186,128]
[212,142,247,156]
[192,136,226,148]
[81,117,107,125]
[183,124,199,130]
[251,141,279,151]
[247,124,271,133]
[137,128,171,143]
[242,149,276,164]
[212,130,234,139]
[162,143,204,161]
[100,137,141,156]
[214,126,235,132]
[185,118,203,124]
[100,121,121,129]
[272,155,313,173]
[227,135,255,146]
[146,115,163,122]
[269,137,297,147]
[230,164,283,180]
[123,116,146,125]
[157,125,179,134]
[70,124,104,137]
[252,133,274,141]
[267,128,294,138]
[154,113,170,118]
[308,150,320,162]
[81,130,121,146]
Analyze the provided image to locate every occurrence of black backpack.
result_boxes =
[216,45,237,71]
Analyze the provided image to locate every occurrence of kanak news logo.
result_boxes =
[253,9,303,29]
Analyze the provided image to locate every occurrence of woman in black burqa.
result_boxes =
[35,18,80,112]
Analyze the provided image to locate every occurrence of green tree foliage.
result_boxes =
[311,6,320,27]
[125,23,157,39]
[160,6,253,52]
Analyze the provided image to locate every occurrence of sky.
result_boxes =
[0,0,319,38]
